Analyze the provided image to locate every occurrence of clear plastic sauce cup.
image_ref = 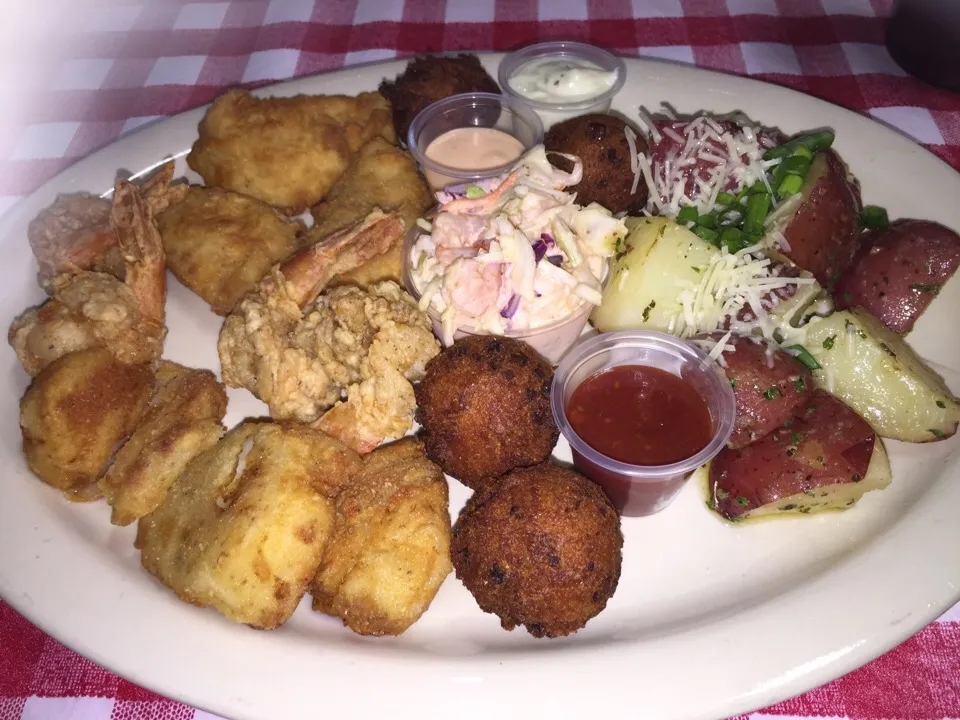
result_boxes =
[406,92,544,191]
[551,330,735,516]
[498,41,626,129]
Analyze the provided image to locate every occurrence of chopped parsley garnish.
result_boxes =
[763,387,779,400]
[930,428,946,438]
[937,400,947,409]
[641,300,656,322]
[790,431,804,445]
[729,378,737,389]
[795,377,806,392]
[736,496,750,507]
[822,335,836,350]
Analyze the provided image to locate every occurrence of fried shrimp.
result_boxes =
[136,421,363,629]
[28,161,185,287]
[9,180,168,376]
[218,210,439,452]
[99,361,228,527]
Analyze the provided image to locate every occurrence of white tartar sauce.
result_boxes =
[508,57,617,104]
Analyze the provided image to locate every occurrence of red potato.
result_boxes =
[833,219,960,334]
[781,149,862,287]
[709,390,886,521]
[711,333,813,450]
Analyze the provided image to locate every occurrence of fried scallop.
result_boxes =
[187,89,395,212]
[99,361,228,526]
[136,421,363,629]
[378,54,500,141]
[156,186,305,315]
[311,438,452,636]
[308,138,433,288]
[544,113,649,214]
[451,462,623,638]
[19,347,154,500]
[414,335,559,489]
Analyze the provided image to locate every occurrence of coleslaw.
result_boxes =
[407,146,626,346]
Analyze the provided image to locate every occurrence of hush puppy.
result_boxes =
[414,335,558,489]
[379,54,500,141]
[452,462,623,638]
[544,113,648,214]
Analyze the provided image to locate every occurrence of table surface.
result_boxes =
[3,1,960,719]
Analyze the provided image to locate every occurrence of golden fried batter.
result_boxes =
[311,437,452,636]
[309,138,433,288]
[157,186,305,315]
[19,347,154,500]
[100,361,228,526]
[10,180,168,376]
[136,422,362,629]
[187,90,396,212]
[218,211,439,451]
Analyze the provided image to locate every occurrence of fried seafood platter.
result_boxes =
[3,51,960,720]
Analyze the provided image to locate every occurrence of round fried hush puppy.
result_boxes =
[452,462,623,638]
[414,336,558,489]
[378,54,500,141]
[544,113,649,214]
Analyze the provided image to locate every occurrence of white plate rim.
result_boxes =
[0,54,959,720]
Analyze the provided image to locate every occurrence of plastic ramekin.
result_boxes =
[406,92,544,191]
[401,224,604,364]
[551,330,735,516]
[498,41,627,129]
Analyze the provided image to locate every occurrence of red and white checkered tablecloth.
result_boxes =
[3,1,960,719]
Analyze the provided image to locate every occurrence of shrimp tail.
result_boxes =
[276,209,404,308]
[442,172,519,216]
[111,179,167,327]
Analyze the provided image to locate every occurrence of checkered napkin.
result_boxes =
[3,1,960,719]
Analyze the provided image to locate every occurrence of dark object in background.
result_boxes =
[379,54,501,141]
[887,0,960,92]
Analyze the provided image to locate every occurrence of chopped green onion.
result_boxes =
[748,182,770,195]
[677,206,699,225]
[743,192,771,235]
[720,226,745,253]
[697,212,718,229]
[716,191,736,206]
[763,130,836,160]
[693,226,719,245]
[783,344,822,370]
[464,185,486,199]
[777,173,804,197]
[792,145,814,160]
[780,155,811,176]
[861,205,889,230]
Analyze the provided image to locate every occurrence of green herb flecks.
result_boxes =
[641,300,656,322]
[822,335,836,350]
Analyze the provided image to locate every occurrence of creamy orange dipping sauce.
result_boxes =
[423,127,525,189]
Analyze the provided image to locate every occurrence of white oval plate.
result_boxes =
[1,55,959,720]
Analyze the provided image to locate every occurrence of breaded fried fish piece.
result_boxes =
[19,347,154,500]
[100,361,228,526]
[309,138,433,288]
[136,422,363,629]
[311,437,452,636]
[187,90,395,212]
[157,187,305,315]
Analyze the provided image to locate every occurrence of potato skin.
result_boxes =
[834,219,960,334]
[709,390,876,520]
[414,335,558,489]
[451,462,622,638]
[713,334,813,449]
[781,150,862,287]
[544,114,648,214]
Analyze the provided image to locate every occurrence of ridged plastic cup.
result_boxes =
[551,330,736,516]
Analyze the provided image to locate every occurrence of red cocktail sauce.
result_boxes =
[567,365,713,466]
